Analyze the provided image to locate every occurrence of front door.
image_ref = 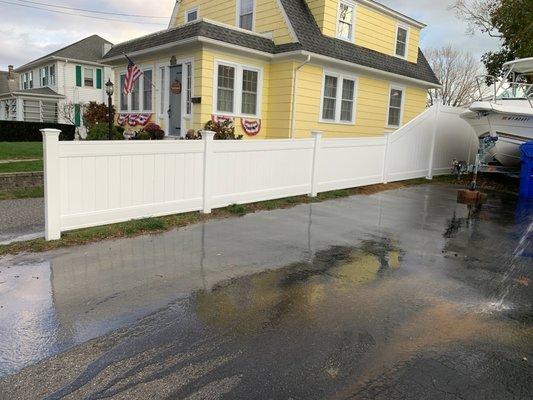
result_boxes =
[169,65,182,137]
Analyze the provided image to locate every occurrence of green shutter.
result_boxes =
[75,66,82,87]
[96,68,102,89]
[74,104,81,127]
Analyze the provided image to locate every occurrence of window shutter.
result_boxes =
[76,66,82,87]
[96,69,102,89]
[74,104,81,127]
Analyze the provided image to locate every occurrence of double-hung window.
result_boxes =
[21,72,33,90]
[395,25,409,58]
[337,1,355,41]
[387,86,404,127]
[40,67,48,86]
[238,0,254,31]
[214,61,261,117]
[119,68,153,112]
[49,65,56,85]
[321,72,357,123]
[84,68,94,87]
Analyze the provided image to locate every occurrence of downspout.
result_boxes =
[290,55,311,139]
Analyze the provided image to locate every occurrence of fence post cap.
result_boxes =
[40,128,62,136]
[311,130,323,137]
[201,130,215,140]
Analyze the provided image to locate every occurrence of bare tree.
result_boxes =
[58,101,86,139]
[449,0,502,37]
[426,46,485,107]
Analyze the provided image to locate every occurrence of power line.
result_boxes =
[14,0,169,19]
[0,0,168,25]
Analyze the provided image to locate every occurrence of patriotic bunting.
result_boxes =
[211,114,234,125]
[117,113,152,127]
[241,118,261,136]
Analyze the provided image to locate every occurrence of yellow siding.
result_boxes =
[264,61,295,138]
[173,0,294,45]
[310,1,421,63]
[196,48,272,139]
[292,64,428,138]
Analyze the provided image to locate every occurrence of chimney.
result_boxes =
[7,65,14,80]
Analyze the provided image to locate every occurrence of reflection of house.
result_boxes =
[103,0,439,138]
[0,35,113,130]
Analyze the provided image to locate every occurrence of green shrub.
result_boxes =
[86,123,124,140]
[83,102,116,131]
[0,120,75,142]
[133,131,151,140]
[204,120,243,140]
[143,123,165,140]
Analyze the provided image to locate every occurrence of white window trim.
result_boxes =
[82,67,96,88]
[386,83,405,128]
[118,67,154,113]
[185,6,199,23]
[212,59,263,118]
[394,24,410,59]
[319,70,358,125]
[335,0,356,42]
[236,0,256,31]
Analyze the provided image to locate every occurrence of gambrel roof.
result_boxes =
[103,0,439,86]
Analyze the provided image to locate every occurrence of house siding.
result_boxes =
[173,0,294,45]
[307,0,421,64]
[292,63,427,138]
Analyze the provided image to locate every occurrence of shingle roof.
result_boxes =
[278,0,440,85]
[16,35,112,71]
[15,87,64,97]
[103,21,276,59]
[103,1,439,85]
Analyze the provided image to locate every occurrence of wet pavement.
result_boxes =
[0,185,531,399]
[0,198,44,244]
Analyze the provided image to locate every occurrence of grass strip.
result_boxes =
[0,142,43,160]
[0,186,44,200]
[0,160,43,173]
[0,174,517,256]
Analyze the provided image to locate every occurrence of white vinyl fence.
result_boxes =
[41,104,477,240]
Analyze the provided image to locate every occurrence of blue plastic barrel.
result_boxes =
[520,142,533,199]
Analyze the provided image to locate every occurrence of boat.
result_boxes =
[460,57,533,167]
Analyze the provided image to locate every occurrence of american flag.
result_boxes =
[123,56,143,95]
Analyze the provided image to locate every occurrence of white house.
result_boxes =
[0,35,113,132]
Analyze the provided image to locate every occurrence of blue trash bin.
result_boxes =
[520,142,533,199]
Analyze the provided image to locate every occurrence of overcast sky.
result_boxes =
[0,0,502,71]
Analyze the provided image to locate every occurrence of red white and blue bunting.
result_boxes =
[211,114,234,125]
[241,118,261,136]
[117,113,152,126]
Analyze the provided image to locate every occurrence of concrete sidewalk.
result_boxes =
[0,198,44,244]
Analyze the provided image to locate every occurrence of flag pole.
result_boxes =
[123,53,157,90]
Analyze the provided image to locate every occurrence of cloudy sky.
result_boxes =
[0,0,501,70]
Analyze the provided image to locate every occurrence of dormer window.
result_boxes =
[395,25,409,58]
[337,1,355,41]
[238,0,254,31]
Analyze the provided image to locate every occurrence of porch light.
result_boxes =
[105,79,114,96]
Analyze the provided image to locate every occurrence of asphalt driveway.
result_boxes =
[0,185,531,399]
[0,197,44,244]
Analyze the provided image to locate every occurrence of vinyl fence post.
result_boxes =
[309,130,323,197]
[382,132,392,184]
[201,130,215,214]
[427,103,440,180]
[40,128,62,240]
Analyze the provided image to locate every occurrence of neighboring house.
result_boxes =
[0,35,113,132]
[102,0,440,139]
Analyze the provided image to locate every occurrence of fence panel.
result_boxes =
[57,140,205,232]
[210,139,315,208]
[318,137,386,192]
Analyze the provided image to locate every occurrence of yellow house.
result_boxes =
[102,0,440,139]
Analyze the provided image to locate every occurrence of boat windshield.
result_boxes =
[497,82,533,100]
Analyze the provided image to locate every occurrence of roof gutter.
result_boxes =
[15,56,111,72]
[280,50,441,89]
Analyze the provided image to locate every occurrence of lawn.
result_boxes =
[0,160,43,173]
[0,186,43,200]
[0,142,43,160]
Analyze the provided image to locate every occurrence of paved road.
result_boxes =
[0,198,44,244]
[0,185,531,399]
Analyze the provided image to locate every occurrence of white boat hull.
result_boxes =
[460,103,533,167]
